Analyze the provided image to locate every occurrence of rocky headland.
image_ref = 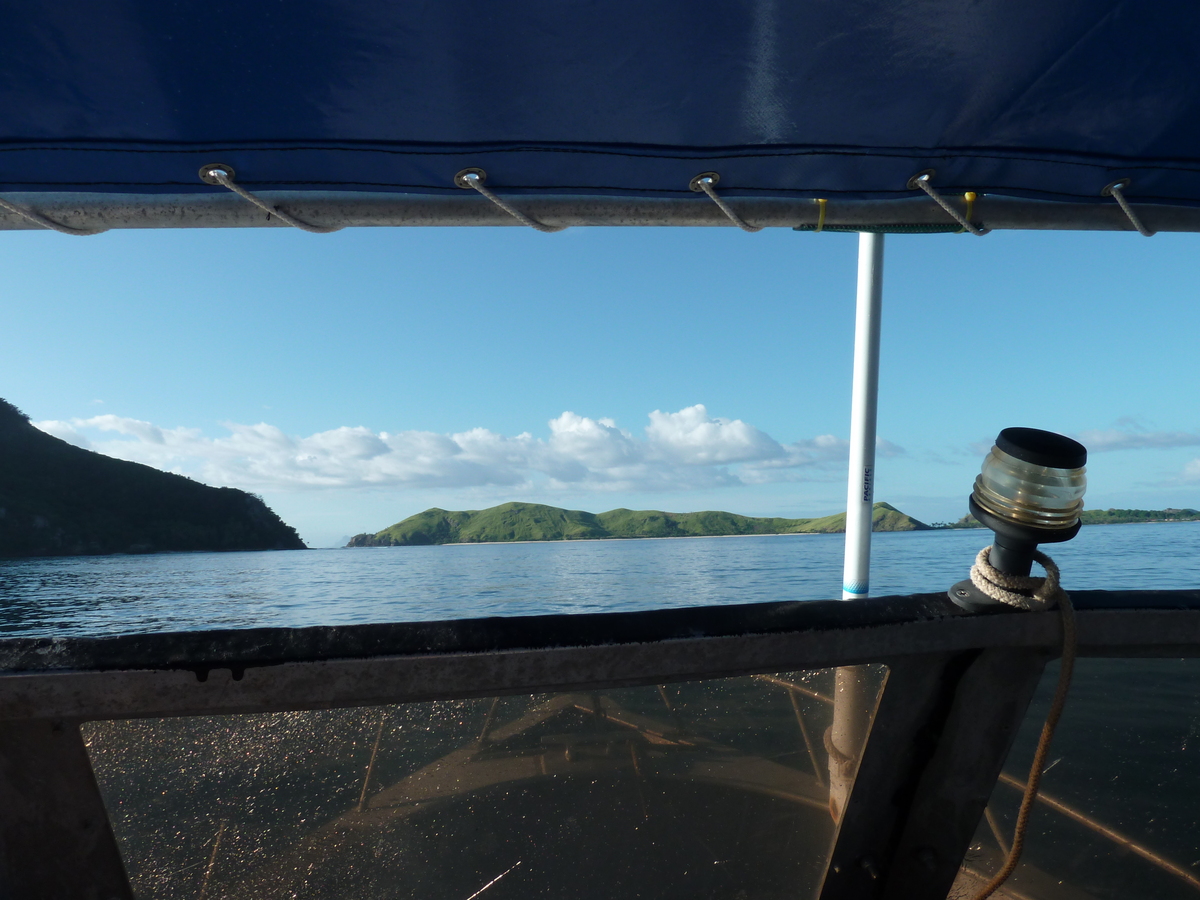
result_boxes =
[0,398,305,557]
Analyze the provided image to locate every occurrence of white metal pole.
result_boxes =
[841,232,884,600]
[830,232,884,821]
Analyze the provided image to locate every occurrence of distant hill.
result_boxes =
[347,501,929,547]
[944,507,1200,529]
[0,398,305,557]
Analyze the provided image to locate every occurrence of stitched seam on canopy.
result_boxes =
[6,182,1200,208]
[4,142,1200,171]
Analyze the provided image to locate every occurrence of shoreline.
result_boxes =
[437,531,827,546]
[352,531,868,548]
[347,518,1200,548]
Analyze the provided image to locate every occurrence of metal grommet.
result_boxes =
[1101,178,1131,197]
[689,172,719,192]
[454,168,487,189]
[199,163,235,185]
[906,169,936,190]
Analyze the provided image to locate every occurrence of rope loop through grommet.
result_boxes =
[908,171,989,236]
[1102,179,1155,236]
[814,198,828,233]
[967,546,1077,900]
[454,169,566,233]
[689,173,763,233]
[199,164,342,234]
[969,546,1065,611]
[0,197,105,236]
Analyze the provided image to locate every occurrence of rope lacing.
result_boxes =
[455,169,566,233]
[690,173,763,232]
[909,171,989,235]
[202,166,342,234]
[1103,180,1155,237]
[0,197,105,236]
[968,546,1077,900]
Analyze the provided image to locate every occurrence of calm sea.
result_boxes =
[5,525,1199,898]
[1,522,1197,637]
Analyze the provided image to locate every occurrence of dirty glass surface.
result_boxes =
[954,658,1200,900]
[85,666,886,900]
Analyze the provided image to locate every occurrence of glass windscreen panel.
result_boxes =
[954,658,1200,900]
[84,666,885,900]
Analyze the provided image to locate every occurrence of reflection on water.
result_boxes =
[84,668,886,900]
[957,658,1200,900]
[2,524,1198,637]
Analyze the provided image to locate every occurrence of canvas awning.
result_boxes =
[2,1,1198,230]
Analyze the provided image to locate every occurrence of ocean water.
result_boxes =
[1,522,1197,637]
[5,525,1198,899]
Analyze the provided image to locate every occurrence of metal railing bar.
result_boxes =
[0,596,1196,722]
[356,714,387,812]
[196,820,227,900]
[957,865,1039,900]
[0,192,1199,233]
[786,689,825,787]
[996,772,1200,892]
[983,804,1011,859]
[3,590,1197,678]
[753,673,834,704]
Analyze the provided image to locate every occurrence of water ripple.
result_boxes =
[0,524,1196,637]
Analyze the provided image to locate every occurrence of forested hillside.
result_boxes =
[0,399,305,557]
[348,501,929,546]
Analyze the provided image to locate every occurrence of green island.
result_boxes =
[347,501,930,547]
[939,508,1200,529]
[0,398,305,557]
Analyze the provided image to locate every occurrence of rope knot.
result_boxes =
[970,547,1067,611]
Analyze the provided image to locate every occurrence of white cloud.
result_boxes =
[1076,426,1200,452]
[968,420,1200,457]
[645,406,784,465]
[33,419,92,449]
[33,404,904,495]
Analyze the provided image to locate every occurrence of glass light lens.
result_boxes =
[973,446,1086,529]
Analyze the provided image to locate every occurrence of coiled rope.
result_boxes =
[968,546,1077,900]
[0,197,105,235]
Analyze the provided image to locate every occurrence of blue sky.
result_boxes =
[5,224,1200,547]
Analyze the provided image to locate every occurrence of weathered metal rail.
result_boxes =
[2,192,1200,232]
[0,589,1196,900]
[0,591,1195,721]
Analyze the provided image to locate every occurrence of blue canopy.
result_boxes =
[2,0,1198,207]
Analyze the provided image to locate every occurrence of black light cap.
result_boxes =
[994,427,1086,470]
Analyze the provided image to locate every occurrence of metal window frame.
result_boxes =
[1,589,1198,899]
